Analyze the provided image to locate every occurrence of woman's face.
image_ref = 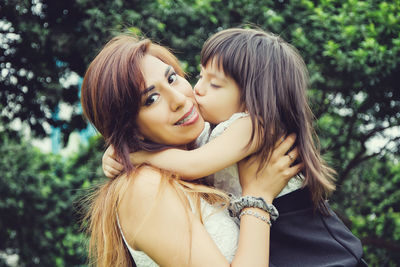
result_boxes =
[136,55,205,145]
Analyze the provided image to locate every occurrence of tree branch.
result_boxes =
[361,237,400,253]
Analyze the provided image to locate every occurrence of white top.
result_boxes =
[197,112,303,198]
[118,198,239,266]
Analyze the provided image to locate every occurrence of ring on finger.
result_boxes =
[288,153,294,161]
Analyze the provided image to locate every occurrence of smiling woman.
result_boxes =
[80,33,299,267]
[136,55,204,145]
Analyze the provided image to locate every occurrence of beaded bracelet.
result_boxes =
[239,209,272,226]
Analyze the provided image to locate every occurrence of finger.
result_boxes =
[103,155,124,171]
[274,133,296,156]
[104,166,120,178]
[104,145,117,160]
[109,158,124,171]
[274,134,287,149]
[285,162,304,179]
[109,167,121,176]
[107,163,123,175]
[287,147,299,163]
[104,169,114,179]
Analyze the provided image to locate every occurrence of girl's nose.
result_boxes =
[194,82,206,96]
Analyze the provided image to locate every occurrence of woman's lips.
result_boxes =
[175,106,199,126]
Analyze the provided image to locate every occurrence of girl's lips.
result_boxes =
[175,106,199,126]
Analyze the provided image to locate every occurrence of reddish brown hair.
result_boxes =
[81,34,229,266]
[81,34,184,175]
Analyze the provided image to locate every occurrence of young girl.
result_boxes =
[104,28,366,266]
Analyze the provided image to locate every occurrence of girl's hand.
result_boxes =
[238,133,303,203]
[102,145,124,179]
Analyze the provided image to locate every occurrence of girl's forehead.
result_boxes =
[201,60,228,81]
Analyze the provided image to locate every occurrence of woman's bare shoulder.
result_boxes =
[120,165,166,203]
[117,165,190,249]
[118,165,186,221]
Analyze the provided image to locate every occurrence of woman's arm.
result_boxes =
[132,116,259,179]
[118,135,301,267]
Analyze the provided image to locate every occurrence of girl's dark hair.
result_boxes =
[201,28,336,211]
[81,34,184,174]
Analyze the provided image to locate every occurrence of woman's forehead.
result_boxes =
[141,56,170,83]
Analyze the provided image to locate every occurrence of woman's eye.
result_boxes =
[168,72,177,84]
[210,83,220,88]
[144,94,159,106]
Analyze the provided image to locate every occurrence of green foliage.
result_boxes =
[1,0,399,265]
[0,132,105,266]
[331,156,400,266]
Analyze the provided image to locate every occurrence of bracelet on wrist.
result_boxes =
[228,195,279,221]
[239,209,272,226]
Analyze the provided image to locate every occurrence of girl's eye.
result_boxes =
[168,72,177,84]
[144,93,159,106]
[210,83,221,88]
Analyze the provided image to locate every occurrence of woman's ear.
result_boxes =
[133,127,145,141]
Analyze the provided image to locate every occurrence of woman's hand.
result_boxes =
[102,145,124,178]
[238,133,303,203]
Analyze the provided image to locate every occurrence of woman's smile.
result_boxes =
[175,105,199,126]
[137,55,205,145]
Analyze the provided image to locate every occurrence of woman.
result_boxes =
[81,34,301,266]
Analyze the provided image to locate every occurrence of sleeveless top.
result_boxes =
[118,198,239,266]
[196,112,303,198]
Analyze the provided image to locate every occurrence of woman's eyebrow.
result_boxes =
[142,85,155,95]
[142,65,172,95]
[164,66,172,77]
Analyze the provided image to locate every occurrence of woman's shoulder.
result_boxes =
[118,165,189,221]
[120,165,169,205]
[117,165,193,249]
[129,165,163,188]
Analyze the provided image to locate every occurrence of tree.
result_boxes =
[330,155,400,266]
[2,0,399,173]
[1,0,399,265]
[0,132,105,266]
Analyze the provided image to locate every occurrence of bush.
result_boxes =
[0,133,105,266]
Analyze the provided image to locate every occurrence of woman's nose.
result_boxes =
[169,88,186,111]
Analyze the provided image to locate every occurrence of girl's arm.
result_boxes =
[131,116,260,179]
[118,136,301,266]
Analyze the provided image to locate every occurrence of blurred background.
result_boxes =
[0,0,399,266]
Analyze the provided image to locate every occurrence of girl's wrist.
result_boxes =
[241,190,274,203]
[240,208,272,226]
[229,195,279,221]
[242,207,270,217]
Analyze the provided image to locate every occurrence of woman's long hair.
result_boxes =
[81,34,229,266]
[201,28,336,211]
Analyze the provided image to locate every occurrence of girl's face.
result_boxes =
[194,60,244,124]
[137,55,205,145]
